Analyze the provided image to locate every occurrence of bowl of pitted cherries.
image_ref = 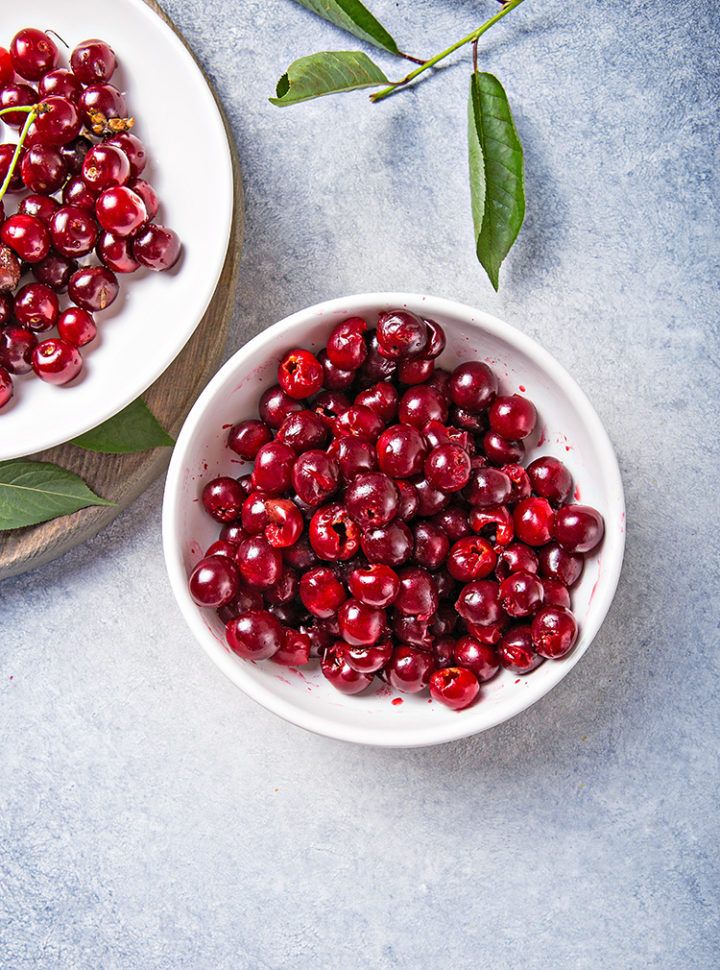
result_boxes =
[162,293,624,747]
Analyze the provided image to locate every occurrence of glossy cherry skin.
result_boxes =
[554,505,604,553]
[432,505,471,542]
[0,83,36,128]
[10,28,59,80]
[376,309,428,360]
[189,555,239,607]
[398,356,434,386]
[541,578,572,609]
[348,564,400,608]
[0,326,36,374]
[327,436,377,482]
[30,96,81,147]
[71,39,117,83]
[251,440,296,495]
[339,641,393,674]
[495,541,539,581]
[531,606,578,659]
[270,628,311,666]
[68,266,119,312]
[278,348,323,399]
[489,394,537,440]
[321,646,374,694]
[236,535,283,589]
[264,564,299,605]
[423,318,446,358]
[275,410,327,454]
[424,444,471,492]
[50,205,99,258]
[96,232,140,273]
[59,136,92,175]
[483,431,525,466]
[319,350,354,391]
[345,472,398,529]
[393,614,433,650]
[14,283,59,332]
[299,566,347,618]
[498,625,544,673]
[33,253,76,294]
[354,381,398,424]
[227,419,272,459]
[447,536,496,582]
[18,194,58,226]
[513,497,556,546]
[20,145,67,193]
[106,133,146,177]
[357,332,397,383]
[309,503,361,561]
[502,463,532,504]
[1,214,50,263]
[465,466,512,507]
[526,456,573,506]
[0,366,13,408]
[201,476,245,522]
[38,68,83,103]
[456,580,502,626]
[326,316,368,370]
[449,361,497,412]
[62,175,97,211]
[258,384,302,428]
[377,424,428,478]
[394,566,438,618]
[498,571,545,617]
[0,45,13,87]
[78,83,127,128]
[226,610,284,660]
[333,405,384,443]
[412,521,450,571]
[538,542,584,586]
[394,479,419,521]
[338,599,386,647]
[282,533,318,571]
[31,338,82,384]
[96,186,147,237]
[132,224,181,271]
[429,666,479,709]
[82,143,130,192]
[292,449,341,506]
[398,386,448,429]
[453,636,501,682]
[385,646,435,693]
[361,520,413,567]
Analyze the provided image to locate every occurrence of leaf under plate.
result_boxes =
[291,0,401,56]
[70,397,174,454]
[0,460,115,531]
[270,51,389,106]
[467,71,525,290]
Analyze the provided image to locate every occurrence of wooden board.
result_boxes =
[0,0,244,581]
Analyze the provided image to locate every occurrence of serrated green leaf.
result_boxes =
[270,51,388,106]
[0,460,114,530]
[468,71,525,290]
[70,397,174,454]
[291,0,400,55]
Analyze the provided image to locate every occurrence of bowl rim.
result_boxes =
[162,292,625,747]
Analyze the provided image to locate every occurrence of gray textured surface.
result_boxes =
[2,1,719,967]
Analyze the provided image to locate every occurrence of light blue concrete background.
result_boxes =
[2,1,719,967]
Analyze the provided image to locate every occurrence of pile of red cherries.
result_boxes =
[0,27,181,409]
[188,310,604,711]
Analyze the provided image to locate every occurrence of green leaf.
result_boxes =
[291,0,400,55]
[70,397,174,454]
[270,51,388,106]
[468,71,525,291]
[0,460,114,530]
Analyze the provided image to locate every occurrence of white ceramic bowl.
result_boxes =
[162,294,625,747]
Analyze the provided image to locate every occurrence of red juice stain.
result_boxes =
[519,385,526,392]
[574,485,581,501]
[221,423,232,429]
[515,678,520,684]
[392,697,403,706]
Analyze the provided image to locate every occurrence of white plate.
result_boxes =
[0,0,234,459]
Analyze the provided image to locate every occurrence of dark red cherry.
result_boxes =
[498,625,543,673]
[10,28,59,80]
[526,456,573,506]
[292,449,341,506]
[531,606,578,659]
[132,224,181,271]
[299,566,347,618]
[513,497,555,546]
[70,39,117,84]
[227,419,272,460]
[309,503,361,561]
[554,505,604,554]
[453,637,500,682]
[338,599,386,647]
[385,646,434,693]
[189,555,239,607]
[226,610,283,660]
[376,309,428,360]
[321,646,374,694]
[348,564,400,608]
[345,472,398,529]
[449,361,497,412]
[201,476,245,522]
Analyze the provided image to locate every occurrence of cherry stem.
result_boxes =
[370,0,527,103]
[0,104,40,205]
[0,105,35,118]
[400,52,428,66]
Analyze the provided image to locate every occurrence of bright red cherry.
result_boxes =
[321,646,374,694]
[31,338,83,385]
[1,214,50,263]
[132,224,181,271]
[554,505,604,553]
[430,668,481,710]
[278,348,323,399]
[70,39,117,84]
[96,186,147,237]
[385,646,434,693]
[10,28,59,80]
[50,205,99,258]
[449,361,497,412]
[348,564,400,608]
[14,283,58,332]
[82,143,130,193]
[299,566,347,618]
[68,266,119,312]
[513,497,555,546]
[106,133,146,177]
[489,394,537,440]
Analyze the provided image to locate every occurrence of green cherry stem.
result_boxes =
[370,0,527,103]
[0,104,40,205]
